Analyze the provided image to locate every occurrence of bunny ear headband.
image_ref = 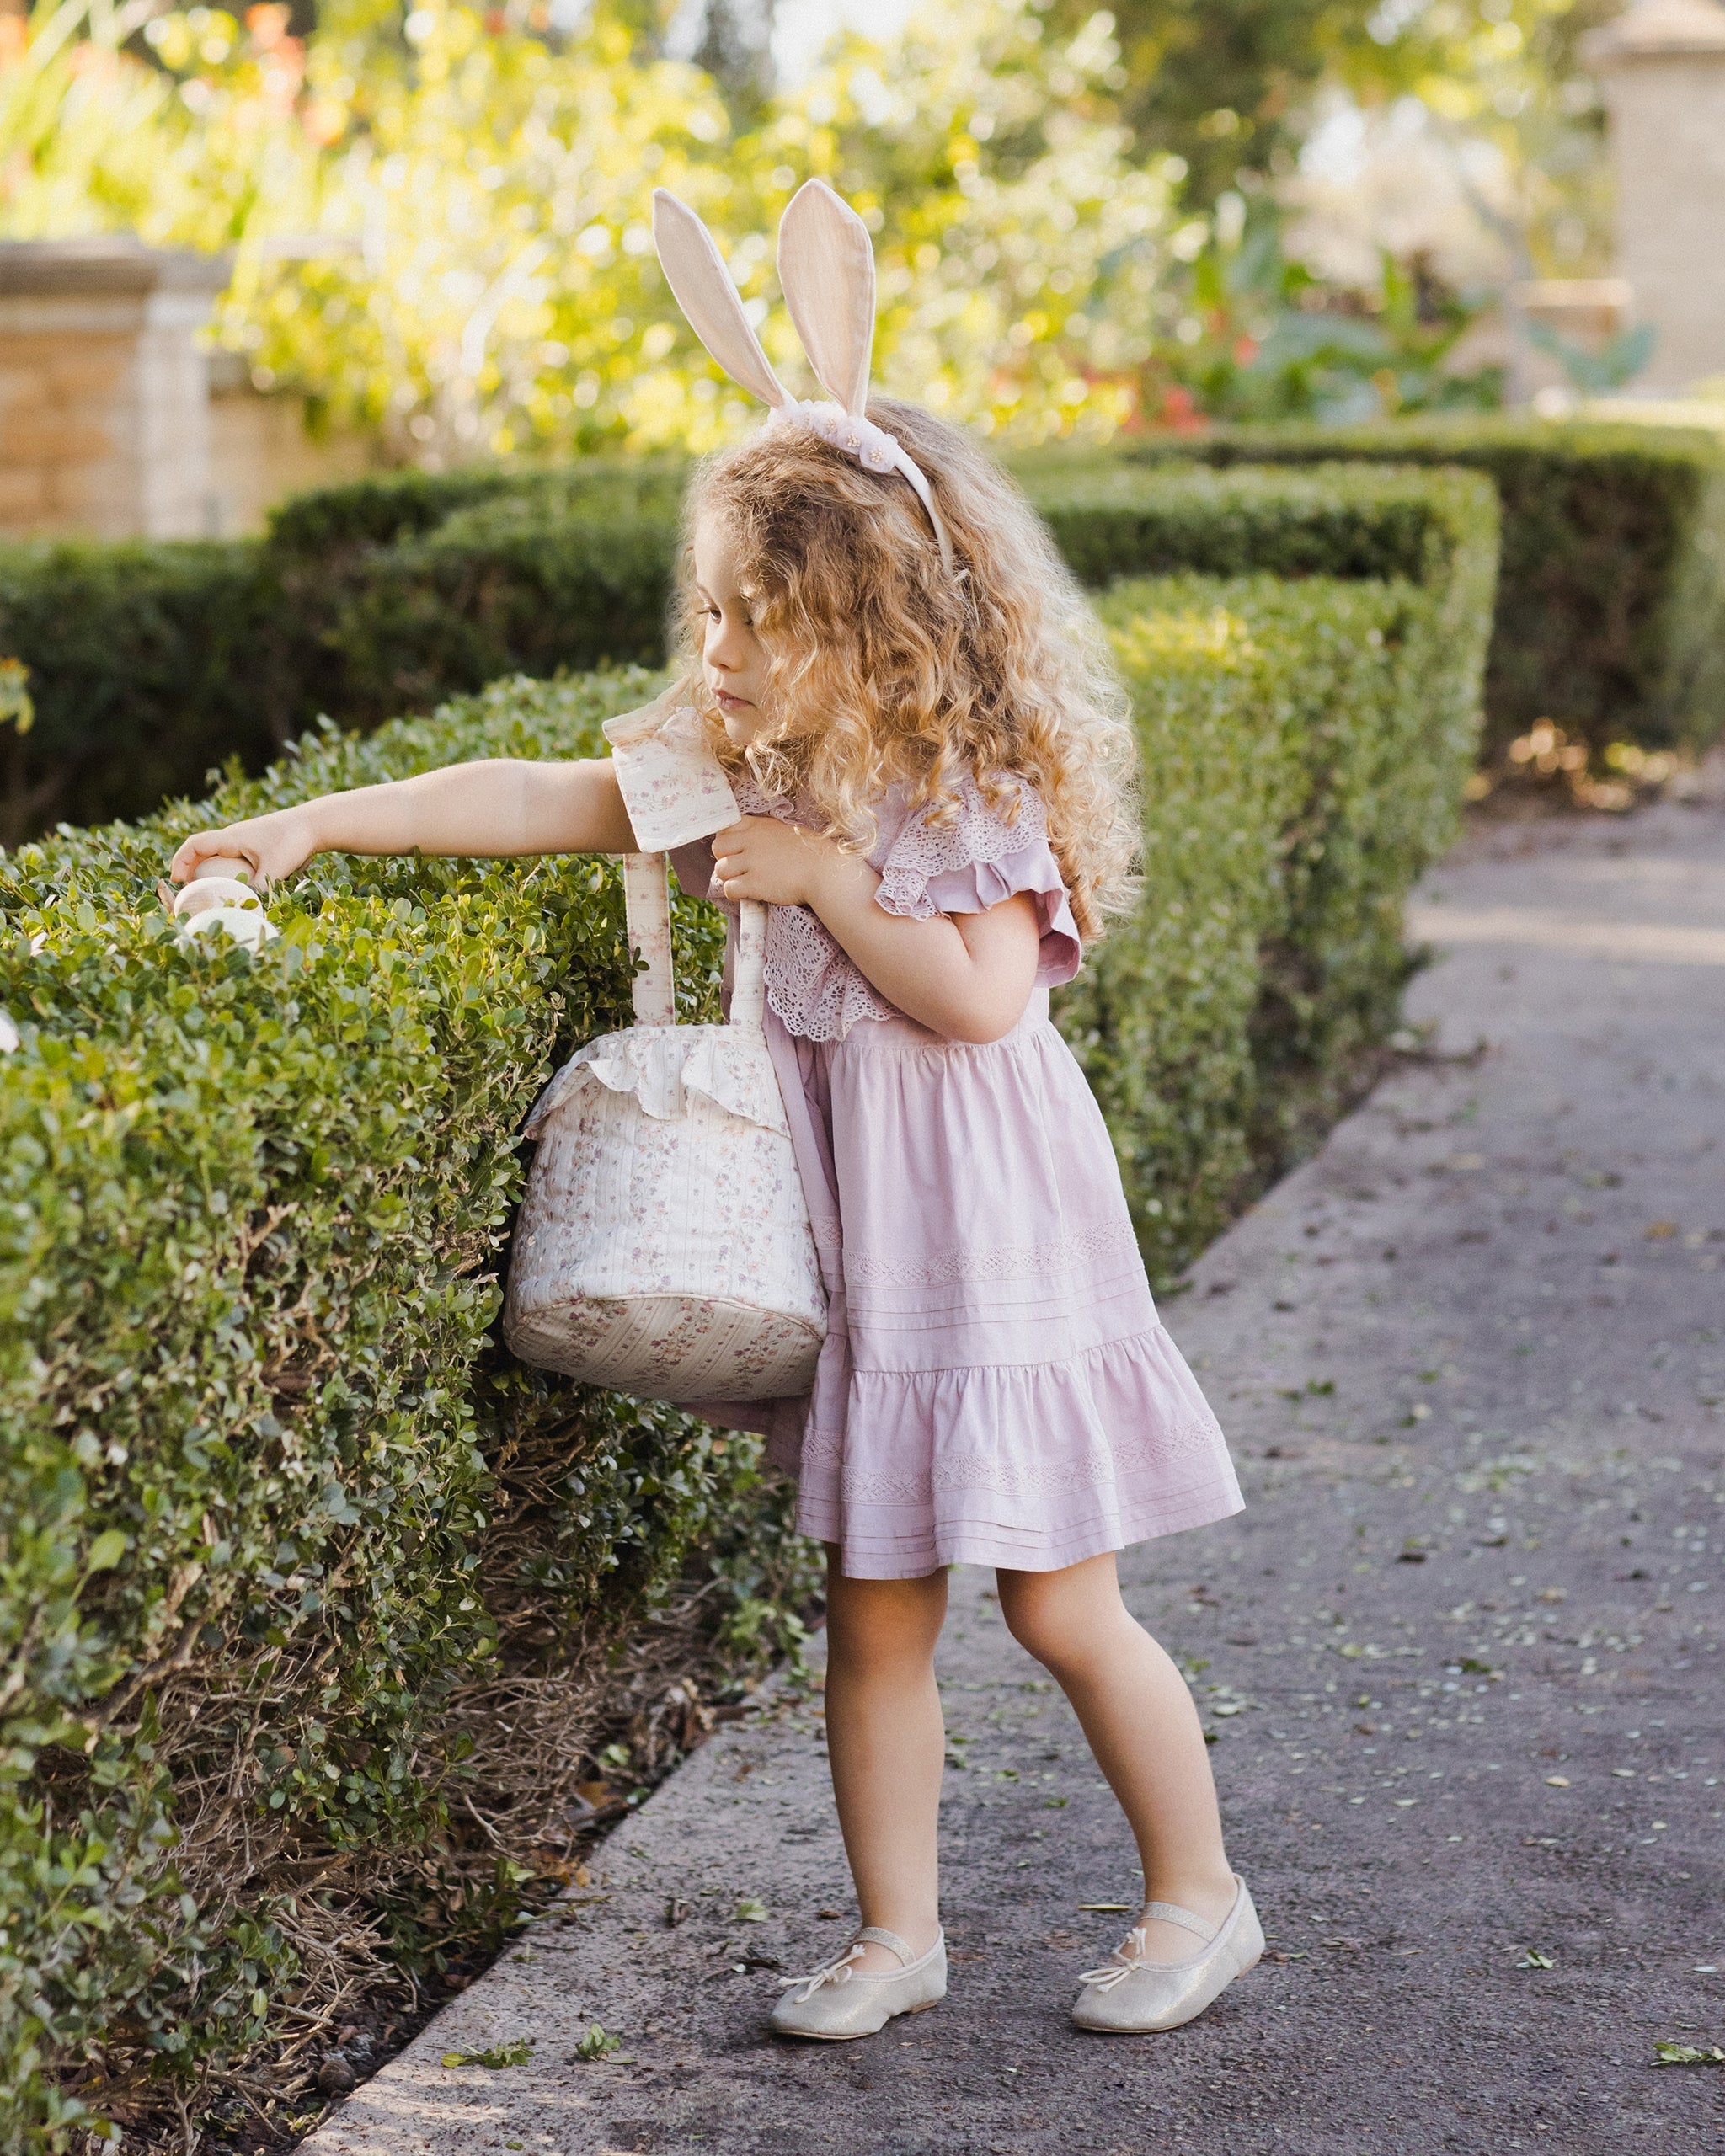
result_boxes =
[651,179,955,574]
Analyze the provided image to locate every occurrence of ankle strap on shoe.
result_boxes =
[1139,1901,1220,1943]
[855,1925,915,1966]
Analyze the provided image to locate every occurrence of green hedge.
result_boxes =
[0,541,285,845]
[0,513,1494,2137]
[0,668,814,2148]
[1071,568,1487,1273]
[1119,417,1725,755]
[6,417,1712,836]
[264,458,692,731]
[0,462,692,843]
[0,456,1503,842]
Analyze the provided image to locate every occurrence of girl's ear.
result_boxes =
[652,189,788,410]
[777,179,875,419]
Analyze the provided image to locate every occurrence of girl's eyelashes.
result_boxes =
[695,592,752,630]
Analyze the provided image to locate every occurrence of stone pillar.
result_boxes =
[1585,0,1725,392]
[0,237,231,540]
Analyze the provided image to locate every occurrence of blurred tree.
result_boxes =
[689,0,777,123]
[0,0,1608,453]
[740,0,1171,440]
[1348,0,1617,279]
[1048,0,1365,202]
[1044,0,1612,271]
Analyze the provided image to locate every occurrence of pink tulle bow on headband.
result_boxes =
[651,180,956,574]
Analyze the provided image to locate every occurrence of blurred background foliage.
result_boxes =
[0,0,1626,456]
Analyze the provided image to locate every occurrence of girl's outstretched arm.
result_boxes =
[710,815,1041,1045]
[168,758,637,887]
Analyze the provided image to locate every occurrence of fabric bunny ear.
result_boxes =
[652,189,788,412]
[777,179,876,418]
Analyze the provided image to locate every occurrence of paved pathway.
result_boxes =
[306,783,1725,2155]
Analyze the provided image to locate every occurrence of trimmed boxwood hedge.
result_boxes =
[0,668,801,2147]
[1119,417,1725,756]
[1074,567,1487,1273]
[0,452,1498,841]
[0,509,1493,2136]
[0,540,286,847]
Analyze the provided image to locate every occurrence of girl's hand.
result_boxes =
[168,804,319,889]
[712,816,850,908]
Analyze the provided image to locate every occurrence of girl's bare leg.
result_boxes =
[820,1546,948,1972]
[996,1553,1238,1963]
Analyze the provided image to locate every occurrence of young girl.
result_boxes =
[171,183,1258,2045]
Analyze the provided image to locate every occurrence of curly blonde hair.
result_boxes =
[670,398,1139,942]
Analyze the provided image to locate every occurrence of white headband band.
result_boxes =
[651,180,956,575]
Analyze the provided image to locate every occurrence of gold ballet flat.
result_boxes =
[1071,1876,1263,2033]
[770,1925,946,2041]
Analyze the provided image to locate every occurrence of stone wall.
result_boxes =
[206,354,377,537]
[0,237,229,539]
[0,236,381,542]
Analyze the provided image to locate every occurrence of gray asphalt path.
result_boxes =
[304,782,1725,2155]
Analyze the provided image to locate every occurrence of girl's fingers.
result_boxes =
[169,831,262,883]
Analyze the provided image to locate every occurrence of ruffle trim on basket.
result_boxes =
[524,1022,791,1139]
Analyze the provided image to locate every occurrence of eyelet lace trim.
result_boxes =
[729,778,890,1043]
[873,776,1045,922]
[731,775,1047,1042]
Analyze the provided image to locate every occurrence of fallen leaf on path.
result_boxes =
[573,2025,621,2062]
[1652,2041,1725,2067]
[1079,1903,1134,1913]
[1644,1222,1678,1241]
[1545,1776,1571,1787]
[442,2041,533,2069]
[735,1898,768,1923]
[1516,1950,1556,1969]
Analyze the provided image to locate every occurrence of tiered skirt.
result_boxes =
[764,991,1242,1579]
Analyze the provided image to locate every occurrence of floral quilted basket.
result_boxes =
[503,704,827,1404]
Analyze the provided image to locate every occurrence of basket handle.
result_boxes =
[622,853,766,1032]
[623,853,676,1024]
[733,894,766,1033]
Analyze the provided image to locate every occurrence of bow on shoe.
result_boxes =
[1076,1926,1149,1993]
[777,1942,866,2004]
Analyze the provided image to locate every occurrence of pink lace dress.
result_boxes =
[670,776,1242,1580]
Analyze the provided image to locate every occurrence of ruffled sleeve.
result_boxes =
[870,777,1083,989]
